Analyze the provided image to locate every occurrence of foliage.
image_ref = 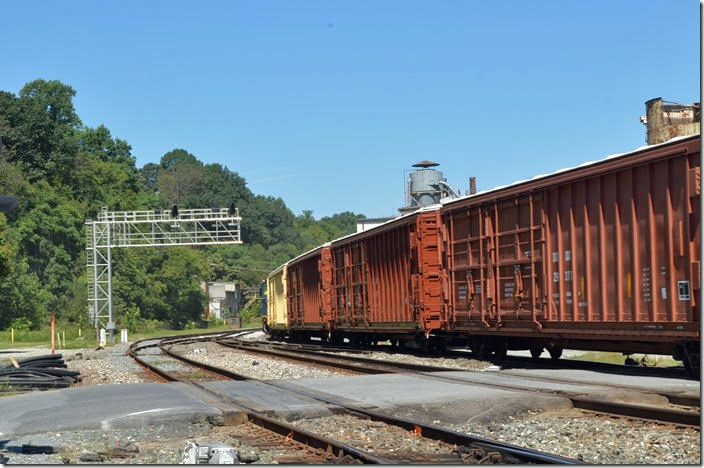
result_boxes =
[120,306,144,333]
[0,258,51,330]
[0,213,13,281]
[9,317,32,332]
[0,78,364,333]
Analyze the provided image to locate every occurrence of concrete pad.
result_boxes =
[0,383,220,437]
[488,368,700,399]
[278,373,572,425]
[199,381,335,420]
[201,381,334,421]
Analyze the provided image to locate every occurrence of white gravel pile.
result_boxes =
[320,348,490,371]
[63,343,148,386]
[171,341,346,379]
[452,409,701,464]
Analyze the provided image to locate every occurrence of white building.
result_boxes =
[200,281,242,319]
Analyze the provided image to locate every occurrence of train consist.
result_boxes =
[264,135,701,376]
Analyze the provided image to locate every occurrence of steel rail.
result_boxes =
[142,334,583,464]
[128,336,391,464]
[266,340,701,408]
[218,338,700,427]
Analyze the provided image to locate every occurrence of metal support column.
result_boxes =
[85,207,243,336]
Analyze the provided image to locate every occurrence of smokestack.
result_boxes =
[469,177,477,195]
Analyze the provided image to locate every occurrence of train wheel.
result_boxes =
[530,347,543,359]
[493,338,507,362]
[471,336,492,361]
[548,346,563,360]
[683,342,700,379]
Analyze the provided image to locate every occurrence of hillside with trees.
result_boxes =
[0,79,364,331]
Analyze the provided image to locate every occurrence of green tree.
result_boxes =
[5,80,81,183]
[0,213,14,281]
[0,258,51,330]
[15,182,85,311]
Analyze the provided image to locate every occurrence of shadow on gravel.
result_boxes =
[495,357,694,381]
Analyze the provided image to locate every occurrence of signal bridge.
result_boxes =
[85,205,242,333]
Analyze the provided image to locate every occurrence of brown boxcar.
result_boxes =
[285,245,329,334]
[277,135,700,373]
[321,208,450,347]
[440,135,700,370]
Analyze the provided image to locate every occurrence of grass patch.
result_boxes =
[0,322,255,351]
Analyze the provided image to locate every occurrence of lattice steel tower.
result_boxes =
[85,206,242,332]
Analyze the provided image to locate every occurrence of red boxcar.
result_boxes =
[328,212,420,343]
[440,135,700,370]
[286,245,328,334]
[280,135,700,374]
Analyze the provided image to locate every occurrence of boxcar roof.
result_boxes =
[442,133,699,209]
[281,133,699,269]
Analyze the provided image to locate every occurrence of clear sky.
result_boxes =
[0,1,698,218]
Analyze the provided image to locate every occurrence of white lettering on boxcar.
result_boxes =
[641,267,652,303]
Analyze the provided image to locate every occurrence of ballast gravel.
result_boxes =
[0,343,148,386]
[64,343,149,386]
[0,421,213,464]
[451,408,701,464]
[290,413,489,463]
[169,341,347,379]
[320,348,490,371]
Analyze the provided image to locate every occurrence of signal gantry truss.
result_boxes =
[85,207,242,332]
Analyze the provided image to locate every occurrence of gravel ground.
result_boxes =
[1,343,149,387]
[290,413,514,463]
[170,341,348,379]
[319,348,491,371]
[451,408,701,464]
[1,421,214,464]
[64,343,149,386]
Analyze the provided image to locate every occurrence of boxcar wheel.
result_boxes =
[471,336,492,361]
[493,338,507,362]
[683,342,700,379]
[548,346,563,360]
[530,347,543,359]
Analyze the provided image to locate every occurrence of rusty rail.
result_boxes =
[217,338,700,427]
[129,333,583,464]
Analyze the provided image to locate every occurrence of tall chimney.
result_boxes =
[469,177,477,195]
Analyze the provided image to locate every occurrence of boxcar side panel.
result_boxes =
[287,253,325,327]
[331,219,418,331]
[542,149,699,333]
[266,265,288,329]
[444,137,700,341]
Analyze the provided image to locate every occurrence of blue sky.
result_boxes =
[0,1,698,218]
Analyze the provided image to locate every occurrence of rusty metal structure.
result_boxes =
[267,135,701,375]
[642,98,700,145]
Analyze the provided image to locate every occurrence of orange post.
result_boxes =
[51,311,55,354]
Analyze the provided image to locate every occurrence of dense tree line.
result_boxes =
[0,79,363,330]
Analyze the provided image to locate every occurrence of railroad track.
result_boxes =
[215,337,700,428]
[129,332,582,464]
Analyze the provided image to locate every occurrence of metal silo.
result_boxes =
[399,160,460,214]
